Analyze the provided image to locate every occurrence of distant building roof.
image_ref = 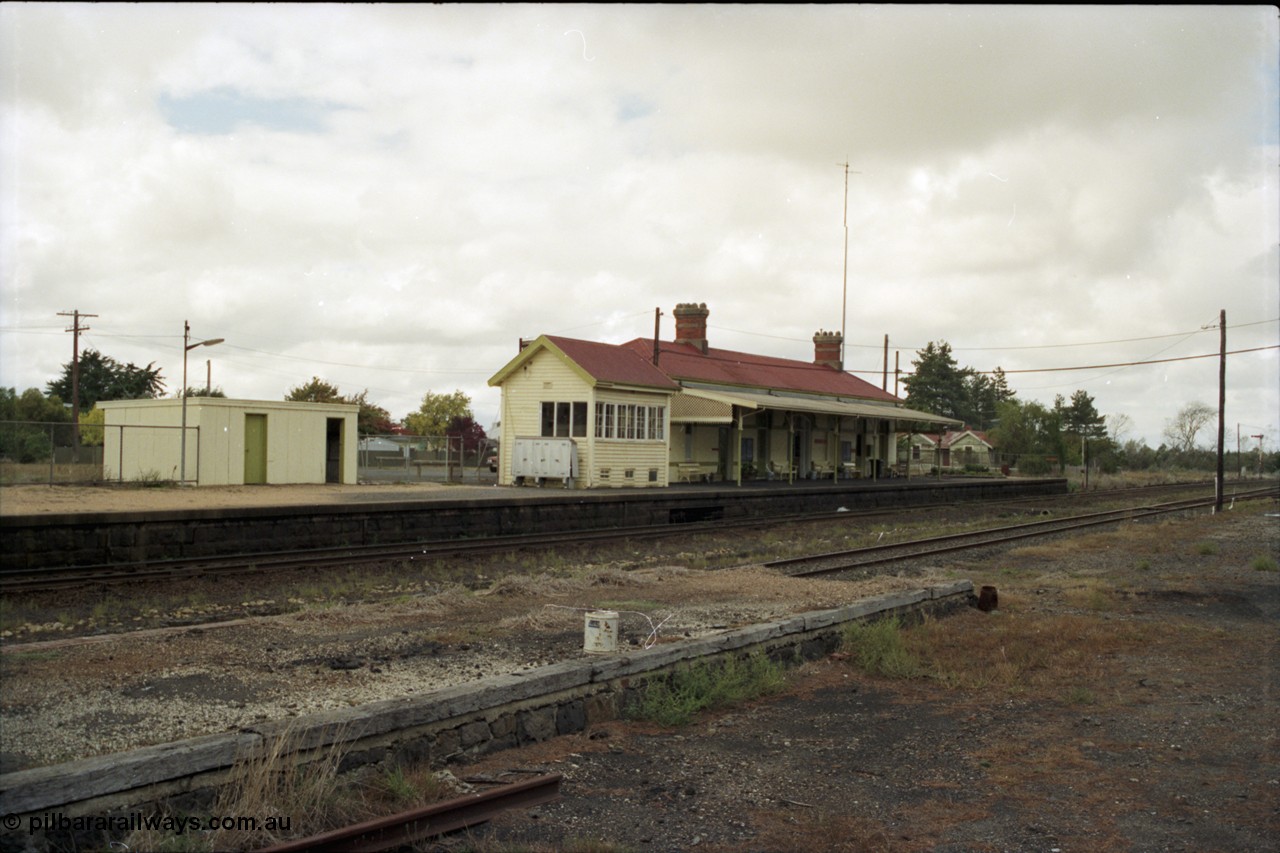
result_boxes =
[915,429,994,449]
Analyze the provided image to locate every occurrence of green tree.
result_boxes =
[285,378,398,435]
[0,387,72,462]
[182,386,227,398]
[903,341,973,423]
[344,389,400,435]
[989,367,1016,404]
[989,398,1066,473]
[285,377,344,404]
[1059,390,1106,439]
[46,349,165,409]
[80,406,106,446]
[404,390,473,437]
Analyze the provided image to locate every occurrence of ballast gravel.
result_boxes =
[0,566,930,770]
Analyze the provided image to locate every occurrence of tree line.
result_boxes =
[900,340,1273,475]
[0,350,488,463]
[1,344,1271,473]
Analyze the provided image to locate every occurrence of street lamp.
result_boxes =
[181,320,224,484]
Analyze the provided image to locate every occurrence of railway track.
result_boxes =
[258,773,562,853]
[0,481,1233,593]
[765,486,1279,578]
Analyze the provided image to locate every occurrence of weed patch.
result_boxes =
[841,617,922,679]
[626,653,786,726]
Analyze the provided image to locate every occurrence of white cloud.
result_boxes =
[1,4,1276,443]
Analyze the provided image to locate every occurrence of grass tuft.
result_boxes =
[841,617,922,679]
[626,652,787,727]
[1251,554,1278,572]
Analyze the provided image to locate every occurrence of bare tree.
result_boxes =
[1162,402,1215,452]
[1106,412,1133,448]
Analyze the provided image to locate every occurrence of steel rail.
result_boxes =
[768,487,1278,577]
[258,773,562,853]
[0,481,1227,593]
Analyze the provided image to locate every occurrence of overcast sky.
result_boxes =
[2,4,1277,448]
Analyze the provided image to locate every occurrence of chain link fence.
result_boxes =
[358,434,498,484]
[0,420,202,485]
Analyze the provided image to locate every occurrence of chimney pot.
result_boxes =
[673,303,710,354]
[813,330,843,371]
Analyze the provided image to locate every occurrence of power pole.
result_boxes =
[652,307,662,366]
[57,309,98,442]
[882,334,889,390]
[1215,309,1226,512]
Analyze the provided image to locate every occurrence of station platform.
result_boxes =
[0,476,1068,572]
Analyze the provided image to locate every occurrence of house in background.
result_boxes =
[908,428,996,473]
[487,302,958,488]
[99,397,358,486]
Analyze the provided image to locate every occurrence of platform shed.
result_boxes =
[98,397,359,486]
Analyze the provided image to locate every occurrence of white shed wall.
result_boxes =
[100,399,357,486]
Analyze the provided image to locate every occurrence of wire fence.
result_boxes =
[0,421,199,485]
[0,421,498,486]
[356,434,498,484]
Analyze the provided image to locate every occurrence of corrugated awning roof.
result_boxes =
[672,387,962,426]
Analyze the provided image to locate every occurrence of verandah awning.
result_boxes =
[669,386,962,427]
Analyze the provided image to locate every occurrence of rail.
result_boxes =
[0,481,1236,594]
[258,774,562,853]
[766,486,1279,578]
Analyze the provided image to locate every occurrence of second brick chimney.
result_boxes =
[813,330,843,371]
[674,302,710,354]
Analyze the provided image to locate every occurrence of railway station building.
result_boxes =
[487,302,958,488]
[98,397,359,486]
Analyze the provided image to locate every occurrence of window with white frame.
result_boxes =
[593,402,666,441]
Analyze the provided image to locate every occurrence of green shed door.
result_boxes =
[244,414,268,484]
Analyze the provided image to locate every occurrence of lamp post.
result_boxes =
[181,320,224,484]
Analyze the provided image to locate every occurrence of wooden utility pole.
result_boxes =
[882,334,889,390]
[1215,309,1226,512]
[57,309,97,441]
[652,308,662,366]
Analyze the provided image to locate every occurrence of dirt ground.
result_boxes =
[447,506,1280,853]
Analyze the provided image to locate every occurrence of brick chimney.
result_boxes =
[813,330,843,370]
[674,302,710,354]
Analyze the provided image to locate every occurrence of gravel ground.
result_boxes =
[0,565,930,771]
[445,506,1280,853]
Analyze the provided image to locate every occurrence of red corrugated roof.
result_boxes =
[544,336,679,390]
[620,338,901,403]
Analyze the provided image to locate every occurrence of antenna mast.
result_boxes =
[838,161,861,368]
[840,161,849,368]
